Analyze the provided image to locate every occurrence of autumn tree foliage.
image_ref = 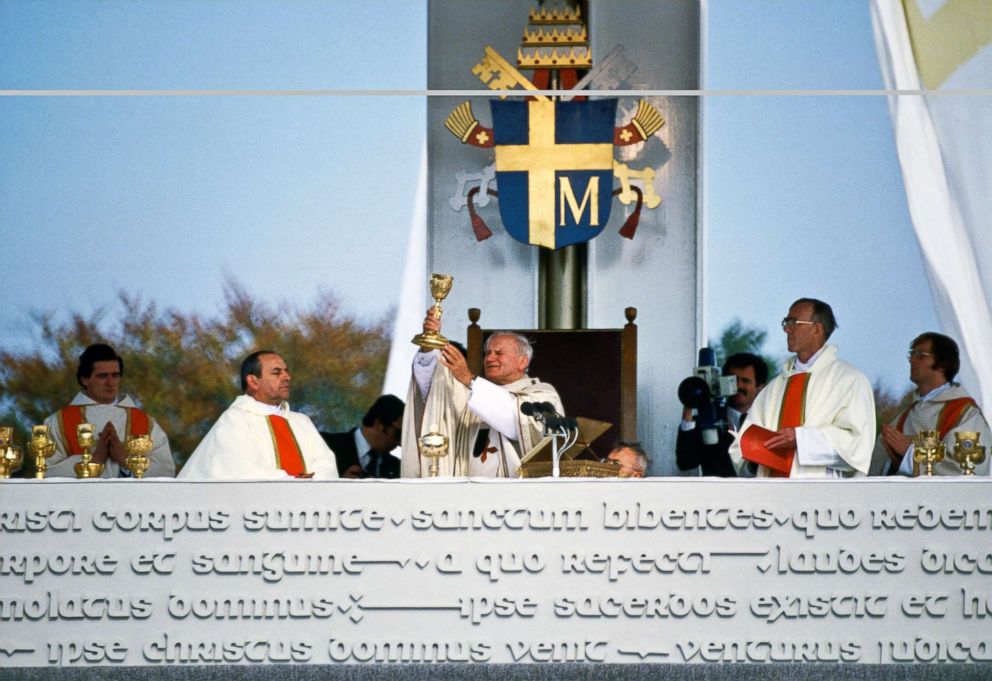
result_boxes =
[0,283,390,468]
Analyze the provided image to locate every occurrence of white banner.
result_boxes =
[871,0,992,410]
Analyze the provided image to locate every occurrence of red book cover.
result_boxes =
[740,425,794,475]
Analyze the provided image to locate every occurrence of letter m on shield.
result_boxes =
[491,99,617,249]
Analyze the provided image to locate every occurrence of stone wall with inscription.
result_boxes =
[1,479,991,674]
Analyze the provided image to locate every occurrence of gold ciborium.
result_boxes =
[411,273,454,349]
[29,425,56,479]
[73,423,104,479]
[418,425,449,478]
[125,434,153,479]
[0,426,22,479]
[913,429,945,477]
[952,431,986,476]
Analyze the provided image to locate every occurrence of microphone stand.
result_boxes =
[546,418,577,479]
[522,402,576,479]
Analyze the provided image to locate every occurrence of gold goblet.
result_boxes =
[412,273,454,350]
[952,431,986,476]
[0,426,22,479]
[418,425,450,478]
[29,425,56,479]
[125,434,153,479]
[913,429,945,477]
[74,423,104,479]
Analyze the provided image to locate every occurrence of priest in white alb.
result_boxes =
[729,298,876,478]
[44,343,174,478]
[402,311,563,477]
[178,351,338,480]
[869,332,990,476]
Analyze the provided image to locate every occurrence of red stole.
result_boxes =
[770,372,811,478]
[266,415,306,477]
[57,405,151,455]
[896,397,977,440]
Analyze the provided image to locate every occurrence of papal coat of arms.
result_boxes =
[444,4,665,250]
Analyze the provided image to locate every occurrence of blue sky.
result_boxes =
[0,0,939,393]
[705,0,937,391]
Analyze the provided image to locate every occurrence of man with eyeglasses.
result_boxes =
[322,395,404,479]
[728,298,876,478]
[869,332,990,476]
[607,442,649,478]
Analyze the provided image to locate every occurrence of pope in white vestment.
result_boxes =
[44,392,174,478]
[178,351,338,480]
[401,319,562,478]
[729,300,876,478]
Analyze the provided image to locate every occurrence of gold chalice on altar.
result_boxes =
[73,423,104,479]
[418,425,450,478]
[28,425,56,479]
[0,426,22,479]
[952,431,985,476]
[913,428,944,477]
[125,434,153,479]
[412,273,454,349]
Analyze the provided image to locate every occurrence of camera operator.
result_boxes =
[676,352,767,477]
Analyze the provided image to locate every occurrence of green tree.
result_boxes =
[709,318,779,380]
[0,282,390,470]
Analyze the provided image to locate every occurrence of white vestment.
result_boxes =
[401,351,563,478]
[43,392,174,478]
[178,395,338,480]
[729,344,876,478]
[869,384,991,476]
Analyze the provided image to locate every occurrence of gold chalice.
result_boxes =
[29,425,56,479]
[125,434,153,479]
[952,431,985,476]
[913,429,944,477]
[73,423,104,479]
[0,426,22,479]
[418,425,450,478]
[412,273,454,349]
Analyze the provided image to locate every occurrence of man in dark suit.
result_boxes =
[322,395,404,479]
[676,352,767,477]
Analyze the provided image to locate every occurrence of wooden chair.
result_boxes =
[466,307,638,459]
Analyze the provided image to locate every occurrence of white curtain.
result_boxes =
[871,0,992,410]
[382,141,428,400]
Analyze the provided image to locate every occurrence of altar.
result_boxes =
[2,478,990,679]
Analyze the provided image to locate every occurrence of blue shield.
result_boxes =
[491,98,617,249]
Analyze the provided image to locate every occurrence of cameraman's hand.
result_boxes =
[681,407,694,423]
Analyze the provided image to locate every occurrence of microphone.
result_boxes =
[521,402,574,431]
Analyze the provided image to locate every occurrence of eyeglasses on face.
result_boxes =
[907,350,933,360]
[781,318,816,330]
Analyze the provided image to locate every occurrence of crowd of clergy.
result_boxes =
[16,297,989,481]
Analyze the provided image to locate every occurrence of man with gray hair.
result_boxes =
[729,298,876,478]
[402,310,563,477]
